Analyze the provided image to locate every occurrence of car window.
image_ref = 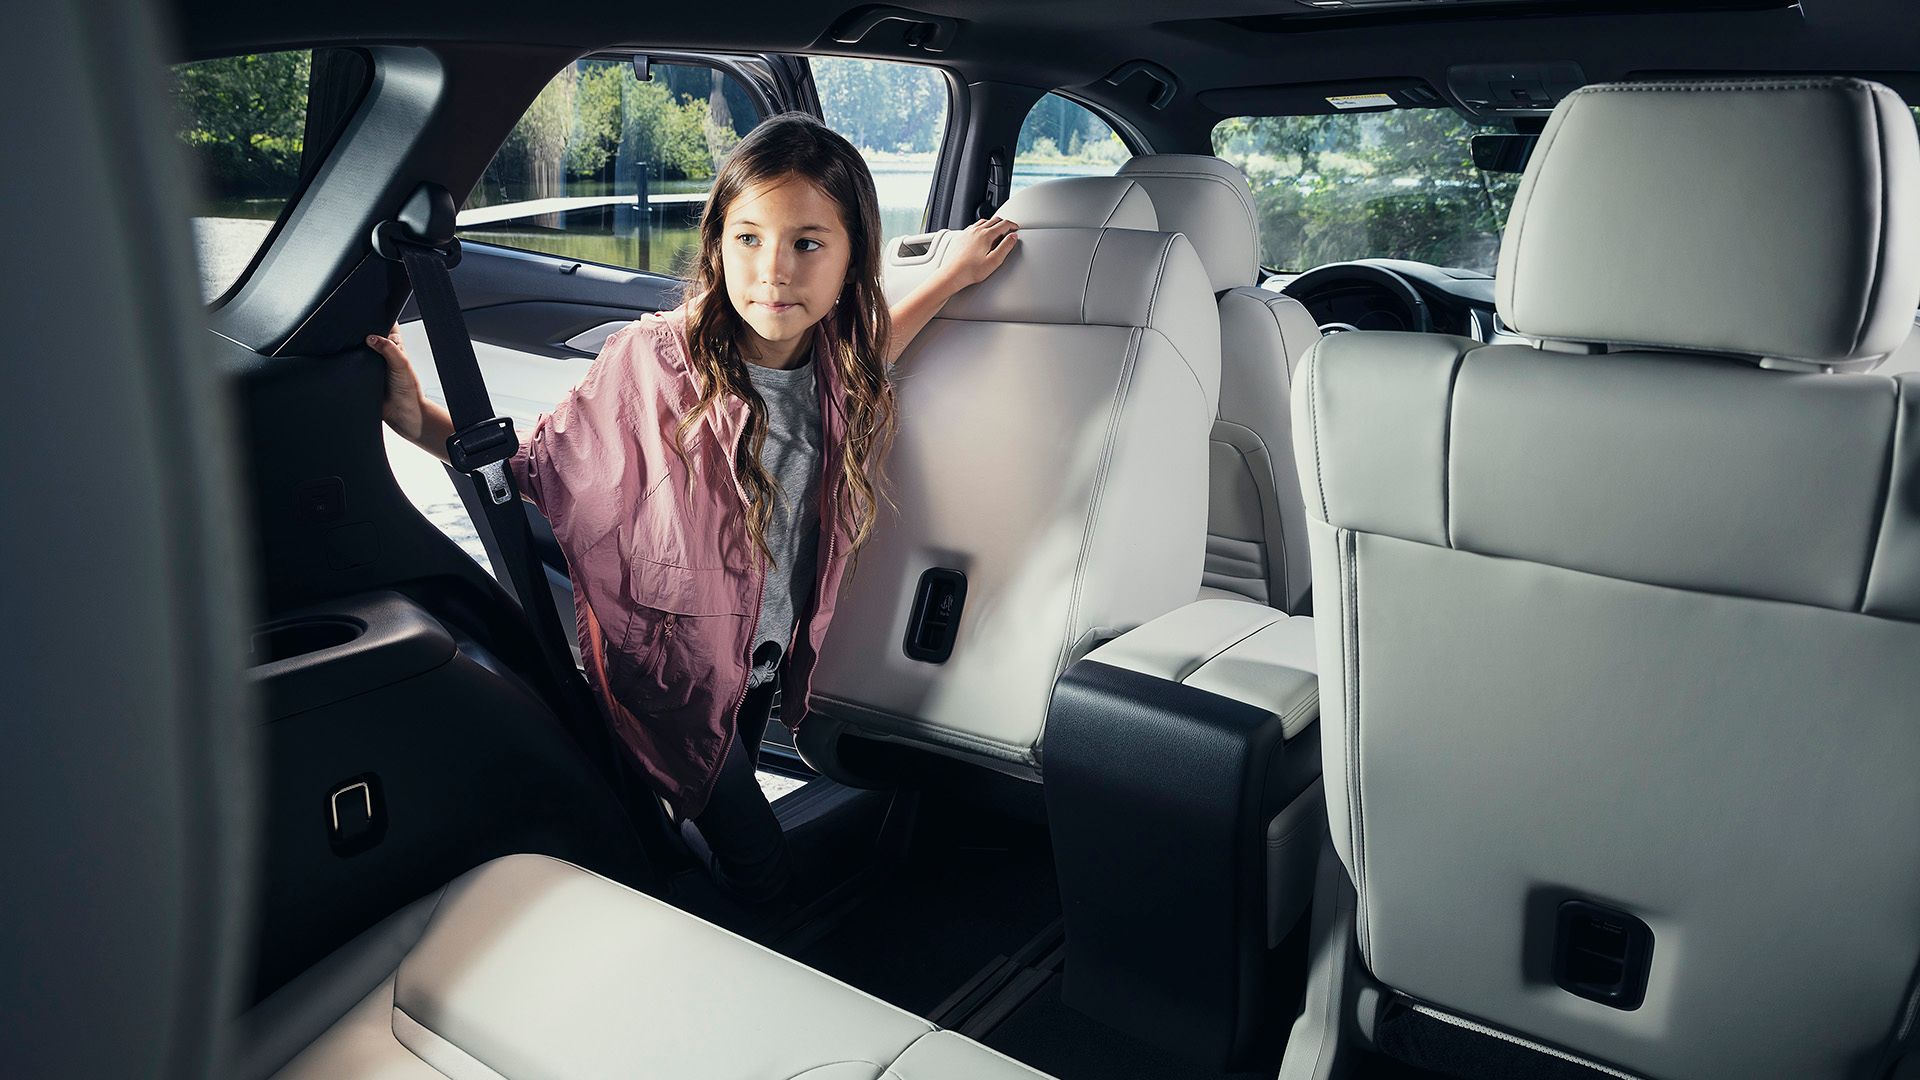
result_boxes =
[1212,109,1521,275]
[458,59,764,276]
[812,57,952,243]
[1010,93,1130,197]
[174,49,365,303]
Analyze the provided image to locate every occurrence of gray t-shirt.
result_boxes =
[742,356,823,689]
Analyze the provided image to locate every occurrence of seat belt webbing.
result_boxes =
[373,187,604,762]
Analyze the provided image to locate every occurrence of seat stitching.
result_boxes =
[389,882,454,995]
[1257,291,1302,597]
[391,1003,514,1080]
[1307,339,1330,521]
[1181,613,1287,684]
[1141,326,1208,407]
[1857,380,1901,613]
[786,1059,888,1080]
[1055,327,1142,682]
[1144,234,1175,327]
[1365,531,1920,624]
[1118,167,1259,248]
[1441,344,1472,548]
[1849,84,1893,360]
[1405,1002,1649,1080]
[810,695,1038,762]
[1099,181,1134,228]
[1079,228,1108,326]
[1344,528,1369,966]
[1502,93,1574,334]
[1263,292,1307,386]
[1277,686,1321,732]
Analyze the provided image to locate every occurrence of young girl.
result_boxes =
[376,112,1018,902]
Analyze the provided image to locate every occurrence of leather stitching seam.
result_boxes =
[1858,380,1901,613]
[1344,528,1369,966]
[1079,228,1107,326]
[1055,328,1142,683]
[1307,339,1330,521]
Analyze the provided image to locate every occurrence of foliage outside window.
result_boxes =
[1011,94,1130,195]
[457,60,761,275]
[813,57,950,242]
[172,50,314,301]
[1212,109,1521,274]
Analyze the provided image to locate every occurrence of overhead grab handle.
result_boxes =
[1102,60,1180,111]
[828,6,959,53]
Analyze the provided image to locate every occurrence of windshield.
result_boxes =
[1212,109,1520,275]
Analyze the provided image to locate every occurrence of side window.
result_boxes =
[458,59,764,276]
[1010,93,1129,197]
[173,49,366,303]
[811,57,952,243]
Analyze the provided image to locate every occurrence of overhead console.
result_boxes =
[1446,61,1586,121]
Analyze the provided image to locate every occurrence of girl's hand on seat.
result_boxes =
[941,216,1020,289]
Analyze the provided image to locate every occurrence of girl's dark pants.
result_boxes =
[689,678,791,899]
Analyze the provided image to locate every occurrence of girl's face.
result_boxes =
[720,176,853,368]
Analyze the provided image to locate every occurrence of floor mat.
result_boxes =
[982,973,1272,1080]
[783,814,1061,1016]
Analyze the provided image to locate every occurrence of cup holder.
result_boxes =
[251,617,364,666]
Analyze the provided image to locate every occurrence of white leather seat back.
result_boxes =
[1296,79,1920,1079]
[806,177,1220,777]
[1119,154,1319,611]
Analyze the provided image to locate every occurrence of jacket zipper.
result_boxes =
[719,467,762,779]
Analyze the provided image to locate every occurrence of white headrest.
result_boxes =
[1118,154,1261,291]
[1496,78,1920,368]
[996,176,1158,230]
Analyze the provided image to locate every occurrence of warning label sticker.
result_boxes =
[1326,93,1398,110]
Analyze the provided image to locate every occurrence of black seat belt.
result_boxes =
[370,184,606,762]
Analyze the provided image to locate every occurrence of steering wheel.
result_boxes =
[1280,261,1432,335]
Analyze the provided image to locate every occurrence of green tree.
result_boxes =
[815,58,947,154]
[501,69,575,201]
[172,51,311,197]
[1214,109,1520,273]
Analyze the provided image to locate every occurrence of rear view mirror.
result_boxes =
[1472,133,1540,174]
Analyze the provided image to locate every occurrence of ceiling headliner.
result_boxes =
[165,0,1920,125]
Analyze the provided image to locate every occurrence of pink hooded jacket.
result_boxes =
[508,306,854,819]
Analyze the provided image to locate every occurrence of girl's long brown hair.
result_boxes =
[677,112,895,567]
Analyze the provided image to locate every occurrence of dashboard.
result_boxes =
[1267,258,1505,343]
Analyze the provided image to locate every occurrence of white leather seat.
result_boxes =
[1283,78,1920,1080]
[802,176,1220,784]
[246,855,1053,1079]
[1117,154,1321,611]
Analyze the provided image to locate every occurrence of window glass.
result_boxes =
[1212,110,1521,274]
[1011,94,1130,196]
[459,59,763,275]
[812,57,951,242]
[173,50,317,302]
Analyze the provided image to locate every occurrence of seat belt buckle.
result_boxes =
[446,417,519,504]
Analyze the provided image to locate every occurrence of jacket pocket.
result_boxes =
[604,554,748,715]
[624,555,744,616]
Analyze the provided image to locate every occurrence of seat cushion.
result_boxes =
[262,855,1053,1080]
